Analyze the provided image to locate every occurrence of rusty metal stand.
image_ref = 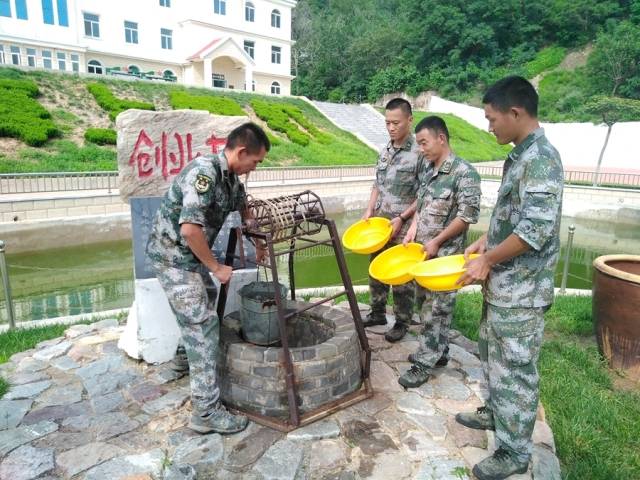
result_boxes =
[218,191,373,431]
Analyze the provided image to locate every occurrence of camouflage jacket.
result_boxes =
[415,153,481,257]
[146,152,246,271]
[485,128,564,308]
[373,135,421,238]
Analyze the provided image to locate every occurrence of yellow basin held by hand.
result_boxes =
[342,217,393,254]
[411,254,480,291]
[369,243,427,285]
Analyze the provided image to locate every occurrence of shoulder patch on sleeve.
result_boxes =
[194,174,212,194]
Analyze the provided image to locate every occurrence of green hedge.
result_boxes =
[168,91,245,116]
[524,46,567,78]
[87,82,155,121]
[84,127,117,145]
[0,80,59,146]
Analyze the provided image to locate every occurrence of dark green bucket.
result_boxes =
[238,281,288,346]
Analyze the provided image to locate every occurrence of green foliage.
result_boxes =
[413,111,510,162]
[0,140,116,173]
[87,82,155,121]
[523,46,567,78]
[584,95,640,125]
[587,21,640,99]
[84,127,117,145]
[168,90,245,116]
[367,65,421,102]
[251,100,311,146]
[538,69,594,122]
[0,79,59,146]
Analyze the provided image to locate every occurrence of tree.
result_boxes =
[583,96,640,186]
[587,21,640,98]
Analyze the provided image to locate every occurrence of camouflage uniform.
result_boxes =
[369,135,421,326]
[480,128,563,464]
[146,152,245,417]
[413,153,481,368]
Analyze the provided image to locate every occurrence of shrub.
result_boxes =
[524,46,567,78]
[251,100,311,146]
[84,127,117,145]
[168,91,245,116]
[87,82,154,121]
[0,81,58,146]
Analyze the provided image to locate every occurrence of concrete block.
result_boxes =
[87,205,107,215]
[46,208,68,218]
[54,199,75,208]
[67,206,88,216]
[25,209,48,220]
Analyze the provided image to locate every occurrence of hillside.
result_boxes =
[0,67,512,173]
[0,67,377,173]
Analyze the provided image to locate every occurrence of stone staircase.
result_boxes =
[312,101,387,152]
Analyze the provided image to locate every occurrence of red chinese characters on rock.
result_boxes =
[128,130,227,179]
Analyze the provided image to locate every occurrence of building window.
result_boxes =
[163,69,176,81]
[87,59,103,74]
[70,53,79,72]
[26,48,36,67]
[245,2,254,22]
[243,40,255,59]
[271,82,280,95]
[10,46,21,65]
[212,73,226,88]
[42,50,52,69]
[16,0,28,19]
[159,0,170,6]
[57,52,66,70]
[161,28,172,50]
[56,0,68,26]
[271,9,280,28]
[0,0,11,17]
[125,21,138,44]
[214,0,225,15]
[84,13,100,38]
[128,65,140,76]
[271,46,281,64]
[0,45,5,64]
[41,0,53,24]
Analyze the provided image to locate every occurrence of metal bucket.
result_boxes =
[238,281,288,346]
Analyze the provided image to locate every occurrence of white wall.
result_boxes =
[428,95,640,172]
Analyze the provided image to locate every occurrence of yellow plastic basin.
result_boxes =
[342,217,392,254]
[369,243,427,285]
[411,254,480,291]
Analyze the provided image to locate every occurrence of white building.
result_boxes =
[0,0,296,95]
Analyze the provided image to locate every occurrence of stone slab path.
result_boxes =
[0,309,561,480]
[312,102,387,152]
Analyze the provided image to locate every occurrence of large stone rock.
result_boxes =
[224,426,283,472]
[21,401,90,425]
[405,413,448,441]
[370,361,404,393]
[36,382,83,407]
[173,434,224,477]
[415,456,471,480]
[0,399,32,430]
[532,420,556,452]
[0,444,54,480]
[251,438,304,480]
[351,393,393,417]
[3,380,51,400]
[56,442,125,477]
[396,392,436,416]
[448,417,487,449]
[0,420,58,456]
[532,445,561,480]
[116,109,249,201]
[287,419,340,441]
[309,439,348,472]
[401,431,450,460]
[366,452,413,479]
[141,389,190,415]
[6,370,49,386]
[342,419,398,456]
[14,358,48,373]
[32,340,72,361]
[83,448,165,480]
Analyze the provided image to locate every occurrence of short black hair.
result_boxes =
[482,76,538,117]
[385,98,412,117]
[226,122,271,153]
[415,115,450,142]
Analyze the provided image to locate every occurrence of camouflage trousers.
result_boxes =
[369,241,414,327]
[154,263,220,417]
[413,287,455,367]
[479,301,546,463]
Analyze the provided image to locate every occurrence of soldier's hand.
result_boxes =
[464,235,487,260]
[390,217,403,237]
[423,239,440,259]
[212,264,233,284]
[403,222,417,246]
[457,255,491,286]
[361,209,372,221]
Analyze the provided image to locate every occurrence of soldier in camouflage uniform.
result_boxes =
[456,77,564,480]
[398,116,481,388]
[146,123,270,435]
[362,98,421,342]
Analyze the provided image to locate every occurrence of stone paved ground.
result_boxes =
[0,307,561,480]
[312,102,387,151]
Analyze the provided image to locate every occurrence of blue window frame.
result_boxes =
[0,0,11,17]
[159,0,170,6]
[41,0,54,24]
[245,2,254,22]
[214,0,225,15]
[271,9,281,28]
[16,0,28,19]
[56,0,68,26]
[161,28,172,50]
[84,12,100,38]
